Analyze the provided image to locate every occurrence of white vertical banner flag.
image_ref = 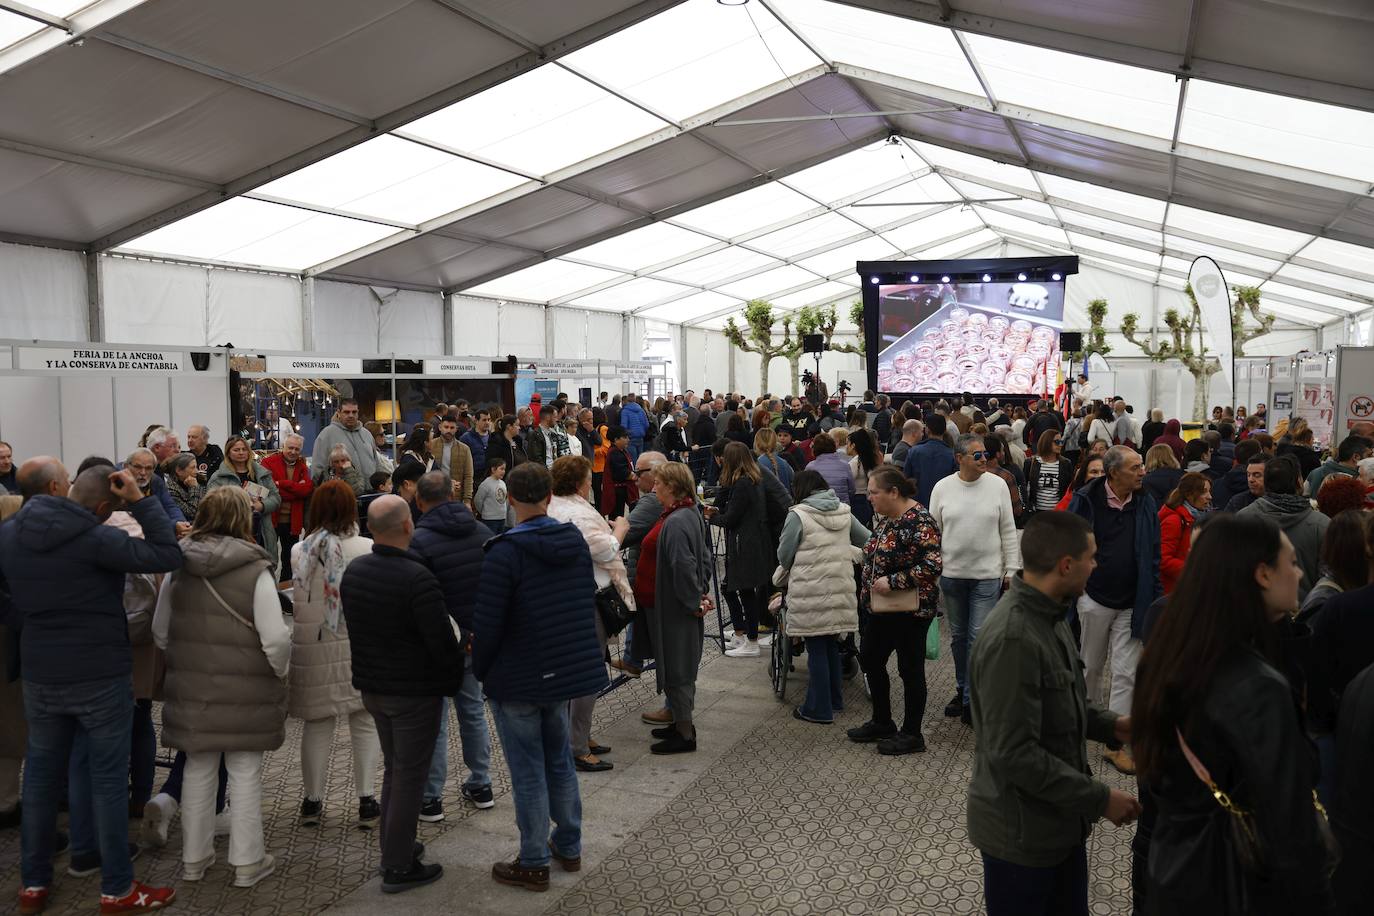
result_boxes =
[1189,256,1234,394]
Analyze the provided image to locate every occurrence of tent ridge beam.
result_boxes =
[0,135,220,191]
[93,31,374,127]
[0,0,68,29]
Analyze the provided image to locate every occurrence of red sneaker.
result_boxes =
[17,886,49,914]
[99,881,175,913]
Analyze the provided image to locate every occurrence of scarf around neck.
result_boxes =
[294,527,353,633]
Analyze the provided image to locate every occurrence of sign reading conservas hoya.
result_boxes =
[264,355,363,375]
[18,346,186,373]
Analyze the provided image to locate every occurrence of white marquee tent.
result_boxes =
[1,0,1372,396]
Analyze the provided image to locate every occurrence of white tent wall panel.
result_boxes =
[451,295,501,356]
[113,377,172,454]
[378,289,444,354]
[550,307,589,359]
[207,270,302,350]
[0,242,87,341]
[102,257,208,347]
[500,302,547,358]
[587,311,625,362]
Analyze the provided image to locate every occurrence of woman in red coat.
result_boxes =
[1157,471,1211,593]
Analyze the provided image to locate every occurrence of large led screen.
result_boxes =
[874,277,1065,395]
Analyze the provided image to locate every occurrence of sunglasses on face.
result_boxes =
[968,451,991,460]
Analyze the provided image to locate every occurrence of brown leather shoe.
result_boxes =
[492,857,549,892]
[1104,747,1136,775]
[548,842,581,873]
[640,707,673,725]
[609,658,642,678]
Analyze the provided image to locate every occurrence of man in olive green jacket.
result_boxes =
[967,511,1140,916]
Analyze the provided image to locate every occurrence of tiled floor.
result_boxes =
[1,623,1138,915]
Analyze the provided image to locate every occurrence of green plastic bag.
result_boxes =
[925,616,940,661]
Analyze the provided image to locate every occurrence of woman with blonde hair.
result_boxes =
[154,487,290,887]
[754,427,793,489]
[289,480,380,829]
[548,456,633,772]
[1143,443,1184,505]
[208,436,282,576]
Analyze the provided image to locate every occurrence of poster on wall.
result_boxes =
[1296,382,1335,448]
[1272,391,1293,413]
[1335,347,1374,433]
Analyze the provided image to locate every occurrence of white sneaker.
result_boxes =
[142,793,177,848]
[182,853,216,882]
[233,853,276,888]
[215,806,232,838]
[758,633,775,648]
[725,641,760,658]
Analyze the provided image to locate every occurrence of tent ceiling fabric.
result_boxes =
[1,0,1371,331]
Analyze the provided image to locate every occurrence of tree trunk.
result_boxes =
[1191,365,1213,422]
[759,355,772,398]
[787,352,803,398]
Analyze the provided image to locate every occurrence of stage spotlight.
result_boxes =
[982,273,992,282]
[940,275,950,283]
[1017,272,1027,282]
[870,276,879,284]
[1052,272,1062,281]
[909,275,919,283]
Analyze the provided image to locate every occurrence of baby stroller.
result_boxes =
[767,591,801,700]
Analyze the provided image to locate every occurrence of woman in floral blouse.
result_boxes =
[848,464,943,756]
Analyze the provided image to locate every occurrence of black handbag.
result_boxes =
[1170,728,1340,912]
[595,584,633,637]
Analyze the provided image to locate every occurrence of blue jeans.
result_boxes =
[490,700,581,869]
[22,676,134,895]
[626,440,643,463]
[483,520,507,535]
[941,576,1002,705]
[623,621,645,668]
[800,636,844,721]
[424,666,492,801]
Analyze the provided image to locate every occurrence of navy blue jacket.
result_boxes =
[1211,464,1247,511]
[1067,477,1163,639]
[619,401,650,439]
[341,544,463,697]
[460,429,491,475]
[472,515,609,704]
[410,500,493,634]
[902,439,958,508]
[0,495,182,685]
[117,464,185,524]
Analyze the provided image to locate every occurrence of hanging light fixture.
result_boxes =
[717,0,750,5]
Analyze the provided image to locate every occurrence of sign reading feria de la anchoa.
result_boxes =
[18,346,186,373]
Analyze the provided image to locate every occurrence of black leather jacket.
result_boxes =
[1146,649,1335,915]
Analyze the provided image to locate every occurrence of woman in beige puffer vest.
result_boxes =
[288,480,380,828]
[154,487,291,888]
[773,470,870,725]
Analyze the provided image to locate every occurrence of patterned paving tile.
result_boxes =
[1,612,1138,915]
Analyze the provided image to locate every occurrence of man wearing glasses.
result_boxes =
[927,434,1019,727]
[123,447,191,538]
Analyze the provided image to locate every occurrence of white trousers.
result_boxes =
[300,711,380,800]
[1078,593,1141,717]
[182,751,264,867]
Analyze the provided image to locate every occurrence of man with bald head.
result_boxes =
[2,463,182,911]
[341,494,463,894]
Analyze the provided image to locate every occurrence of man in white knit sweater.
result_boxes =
[928,434,1020,726]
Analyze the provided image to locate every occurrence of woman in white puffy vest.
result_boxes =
[773,470,870,724]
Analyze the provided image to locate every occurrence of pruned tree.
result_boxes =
[1231,285,1275,357]
[724,299,801,395]
[1121,284,1221,421]
[823,299,866,358]
[784,305,824,396]
[1068,298,1112,362]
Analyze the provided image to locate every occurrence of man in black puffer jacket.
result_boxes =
[473,463,608,892]
[342,495,462,895]
[411,471,497,819]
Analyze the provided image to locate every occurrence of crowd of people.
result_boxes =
[1,380,1372,915]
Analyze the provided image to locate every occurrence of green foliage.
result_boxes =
[1069,298,1111,359]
